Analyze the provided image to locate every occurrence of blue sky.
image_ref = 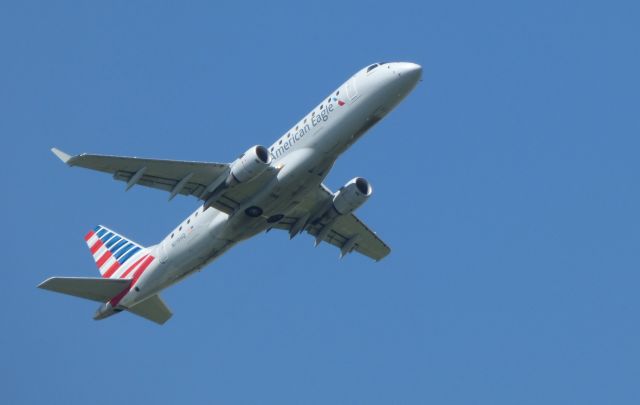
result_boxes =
[2,1,639,404]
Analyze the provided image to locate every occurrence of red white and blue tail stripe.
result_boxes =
[84,225,151,279]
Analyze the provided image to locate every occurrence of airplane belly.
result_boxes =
[124,73,402,301]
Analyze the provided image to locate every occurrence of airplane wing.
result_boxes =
[51,148,273,213]
[273,184,391,261]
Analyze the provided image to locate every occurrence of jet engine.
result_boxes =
[229,145,272,184]
[332,177,373,215]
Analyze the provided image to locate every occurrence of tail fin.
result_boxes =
[84,225,147,278]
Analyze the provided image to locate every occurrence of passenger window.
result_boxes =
[336,90,340,96]
[320,105,323,109]
[187,219,190,224]
[179,226,182,231]
[303,119,307,124]
[279,139,282,145]
[195,212,198,217]
[171,233,174,238]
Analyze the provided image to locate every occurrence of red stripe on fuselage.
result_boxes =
[131,256,155,286]
[109,284,131,308]
[109,255,155,307]
[119,254,148,279]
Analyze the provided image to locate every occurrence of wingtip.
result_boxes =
[37,277,55,289]
[51,147,72,164]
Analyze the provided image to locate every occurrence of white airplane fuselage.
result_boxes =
[95,62,422,319]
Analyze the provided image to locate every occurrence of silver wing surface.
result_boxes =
[273,184,391,261]
[51,148,274,214]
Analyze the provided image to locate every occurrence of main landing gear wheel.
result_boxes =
[244,206,263,217]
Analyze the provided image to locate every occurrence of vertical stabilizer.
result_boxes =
[84,225,149,278]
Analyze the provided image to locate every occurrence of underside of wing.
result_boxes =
[51,148,278,212]
[308,213,391,261]
[273,184,391,261]
[53,148,229,199]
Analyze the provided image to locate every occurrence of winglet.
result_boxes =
[51,147,72,164]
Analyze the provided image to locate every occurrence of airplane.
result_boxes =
[38,62,422,324]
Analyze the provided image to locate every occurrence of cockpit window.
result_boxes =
[379,62,388,65]
[367,64,378,72]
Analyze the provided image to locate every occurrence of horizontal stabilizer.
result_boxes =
[38,277,131,302]
[127,294,172,325]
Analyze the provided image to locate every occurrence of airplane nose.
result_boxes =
[398,62,422,83]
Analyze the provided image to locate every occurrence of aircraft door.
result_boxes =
[346,78,359,102]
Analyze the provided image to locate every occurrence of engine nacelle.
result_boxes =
[229,145,272,184]
[332,177,373,215]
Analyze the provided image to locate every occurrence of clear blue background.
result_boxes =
[2,1,639,404]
